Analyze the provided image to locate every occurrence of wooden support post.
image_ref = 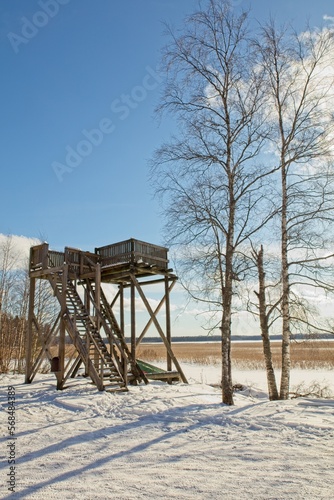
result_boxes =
[41,243,49,270]
[25,276,35,383]
[165,276,172,374]
[120,283,124,337]
[95,263,101,329]
[119,282,127,382]
[56,264,67,389]
[84,282,90,376]
[95,263,101,374]
[79,253,83,276]
[130,275,188,383]
[130,278,136,364]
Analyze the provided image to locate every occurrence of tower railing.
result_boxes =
[30,239,169,275]
[95,238,168,269]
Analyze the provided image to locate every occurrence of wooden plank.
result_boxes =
[122,276,177,288]
[144,372,181,381]
[29,266,64,278]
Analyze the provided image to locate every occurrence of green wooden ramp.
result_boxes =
[136,359,181,382]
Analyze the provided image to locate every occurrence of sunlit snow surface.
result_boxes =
[1,364,333,499]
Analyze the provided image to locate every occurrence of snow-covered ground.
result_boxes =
[1,364,333,499]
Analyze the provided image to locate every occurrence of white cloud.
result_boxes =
[323,14,334,24]
[0,233,40,270]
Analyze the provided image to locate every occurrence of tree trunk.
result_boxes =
[221,216,234,406]
[280,164,291,399]
[254,245,279,400]
[221,313,233,405]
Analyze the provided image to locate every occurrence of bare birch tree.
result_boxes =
[0,236,20,372]
[0,236,57,373]
[250,245,279,400]
[248,234,334,401]
[151,1,274,405]
[256,22,334,399]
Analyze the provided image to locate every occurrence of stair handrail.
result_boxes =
[65,254,144,384]
[64,314,104,390]
[97,284,148,384]
[75,282,127,378]
[47,274,104,390]
[84,279,138,377]
[62,259,122,363]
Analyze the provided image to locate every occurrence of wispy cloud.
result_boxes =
[323,14,334,23]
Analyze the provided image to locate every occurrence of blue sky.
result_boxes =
[1,0,333,252]
[1,1,333,337]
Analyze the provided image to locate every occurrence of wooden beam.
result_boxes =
[120,283,124,337]
[110,289,120,309]
[64,354,82,382]
[25,276,35,383]
[29,313,59,381]
[95,263,101,332]
[130,275,187,383]
[29,266,64,278]
[95,263,101,376]
[26,294,57,381]
[56,264,68,389]
[130,279,136,364]
[84,281,90,377]
[165,276,172,375]
[122,276,177,288]
[136,279,177,347]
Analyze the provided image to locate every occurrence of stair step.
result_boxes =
[50,276,131,390]
[107,371,121,377]
[104,387,128,393]
[104,380,126,386]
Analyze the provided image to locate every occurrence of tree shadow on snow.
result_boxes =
[2,401,224,499]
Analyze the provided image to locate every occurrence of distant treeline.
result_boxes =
[137,333,333,343]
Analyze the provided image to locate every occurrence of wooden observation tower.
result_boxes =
[25,238,187,392]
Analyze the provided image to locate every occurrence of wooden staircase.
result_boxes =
[49,272,128,392]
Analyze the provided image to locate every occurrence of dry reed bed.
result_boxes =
[137,341,334,369]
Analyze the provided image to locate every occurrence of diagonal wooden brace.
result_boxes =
[130,274,188,383]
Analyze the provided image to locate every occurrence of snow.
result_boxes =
[1,364,333,499]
